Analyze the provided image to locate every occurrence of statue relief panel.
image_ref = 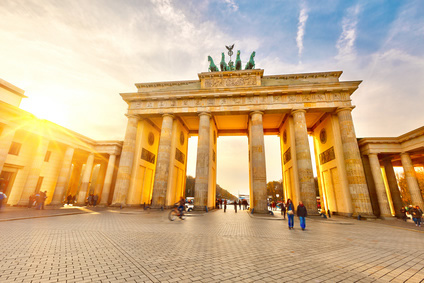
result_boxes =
[288,95,296,102]
[204,76,257,88]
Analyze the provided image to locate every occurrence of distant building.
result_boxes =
[0,79,122,206]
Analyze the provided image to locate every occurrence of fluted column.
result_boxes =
[194,112,211,210]
[151,114,174,208]
[383,158,403,217]
[77,153,95,204]
[111,115,139,206]
[50,147,75,205]
[401,153,424,208]
[99,154,116,206]
[249,111,268,213]
[368,154,392,217]
[18,139,50,205]
[292,109,318,215]
[0,126,15,173]
[336,107,374,216]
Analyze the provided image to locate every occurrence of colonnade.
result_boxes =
[111,106,377,216]
[363,152,424,218]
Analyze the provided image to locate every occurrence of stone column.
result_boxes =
[151,114,174,208]
[401,152,424,208]
[18,139,50,205]
[368,154,392,217]
[99,154,116,206]
[77,153,94,204]
[336,107,374,216]
[111,115,139,206]
[50,147,75,205]
[292,109,318,215]
[194,112,211,210]
[0,126,15,173]
[249,111,268,213]
[383,158,404,217]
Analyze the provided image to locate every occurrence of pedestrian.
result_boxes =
[72,195,76,204]
[272,201,276,211]
[414,206,423,227]
[66,194,72,205]
[219,199,222,209]
[28,194,35,208]
[35,192,41,210]
[409,205,417,224]
[238,200,241,210]
[0,191,7,210]
[93,194,99,206]
[41,191,47,210]
[297,201,308,231]
[233,200,237,213]
[287,199,294,229]
[281,202,286,220]
[327,208,331,218]
[216,199,219,209]
[400,206,407,222]
[224,199,227,213]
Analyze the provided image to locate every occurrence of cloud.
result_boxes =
[296,4,308,61]
[336,4,361,61]
[222,0,238,12]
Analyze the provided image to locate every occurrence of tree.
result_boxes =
[266,180,283,202]
[396,167,424,205]
[185,176,237,201]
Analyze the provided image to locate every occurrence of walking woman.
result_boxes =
[287,199,295,229]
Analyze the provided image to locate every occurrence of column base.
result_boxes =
[193,205,207,211]
[352,213,377,219]
[48,202,64,207]
[380,215,396,220]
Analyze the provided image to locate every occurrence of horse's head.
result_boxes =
[208,55,212,62]
[237,50,240,57]
[221,52,225,58]
[252,51,256,58]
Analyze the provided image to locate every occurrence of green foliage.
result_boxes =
[185,176,237,200]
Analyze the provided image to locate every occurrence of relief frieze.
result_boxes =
[141,148,155,164]
[204,76,257,88]
[283,147,291,164]
[319,146,335,165]
[175,148,185,164]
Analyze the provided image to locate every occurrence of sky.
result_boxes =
[1,0,424,195]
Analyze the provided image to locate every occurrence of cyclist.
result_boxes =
[175,197,185,219]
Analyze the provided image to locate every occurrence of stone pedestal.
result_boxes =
[18,139,50,206]
[151,114,174,208]
[383,158,404,217]
[368,154,392,217]
[292,109,318,215]
[51,147,74,205]
[99,154,116,206]
[111,115,139,206]
[194,112,211,211]
[336,107,374,217]
[77,153,94,205]
[249,111,268,213]
[401,153,424,208]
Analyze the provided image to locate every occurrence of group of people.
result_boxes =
[268,201,278,211]
[0,191,7,209]
[215,199,249,212]
[281,199,308,231]
[401,205,423,227]
[28,191,48,210]
[86,194,99,207]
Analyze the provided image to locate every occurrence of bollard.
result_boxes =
[161,206,164,211]
[205,206,208,212]
[357,214,361,220]
[251,208,254,214]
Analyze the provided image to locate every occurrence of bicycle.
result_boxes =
[168,205,186,221]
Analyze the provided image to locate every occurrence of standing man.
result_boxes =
[281,202,286,220]
[297,201,308,231]
[233,200,237,213]
[0,191,6,210]
[287,199,294,229]
[224,199,227,213]
[41,191,47,210]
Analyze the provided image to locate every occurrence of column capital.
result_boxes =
[198,112,212,118]
[335,106,355,114]
[162,113,174,119]
[400,152,410,156]
[291,109,307,115]
[250,111,264,117]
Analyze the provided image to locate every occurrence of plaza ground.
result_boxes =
[0,206,423,283]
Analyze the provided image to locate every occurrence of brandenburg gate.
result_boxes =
[110,64,376,216]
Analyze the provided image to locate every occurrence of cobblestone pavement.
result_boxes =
[0,207,423,283]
